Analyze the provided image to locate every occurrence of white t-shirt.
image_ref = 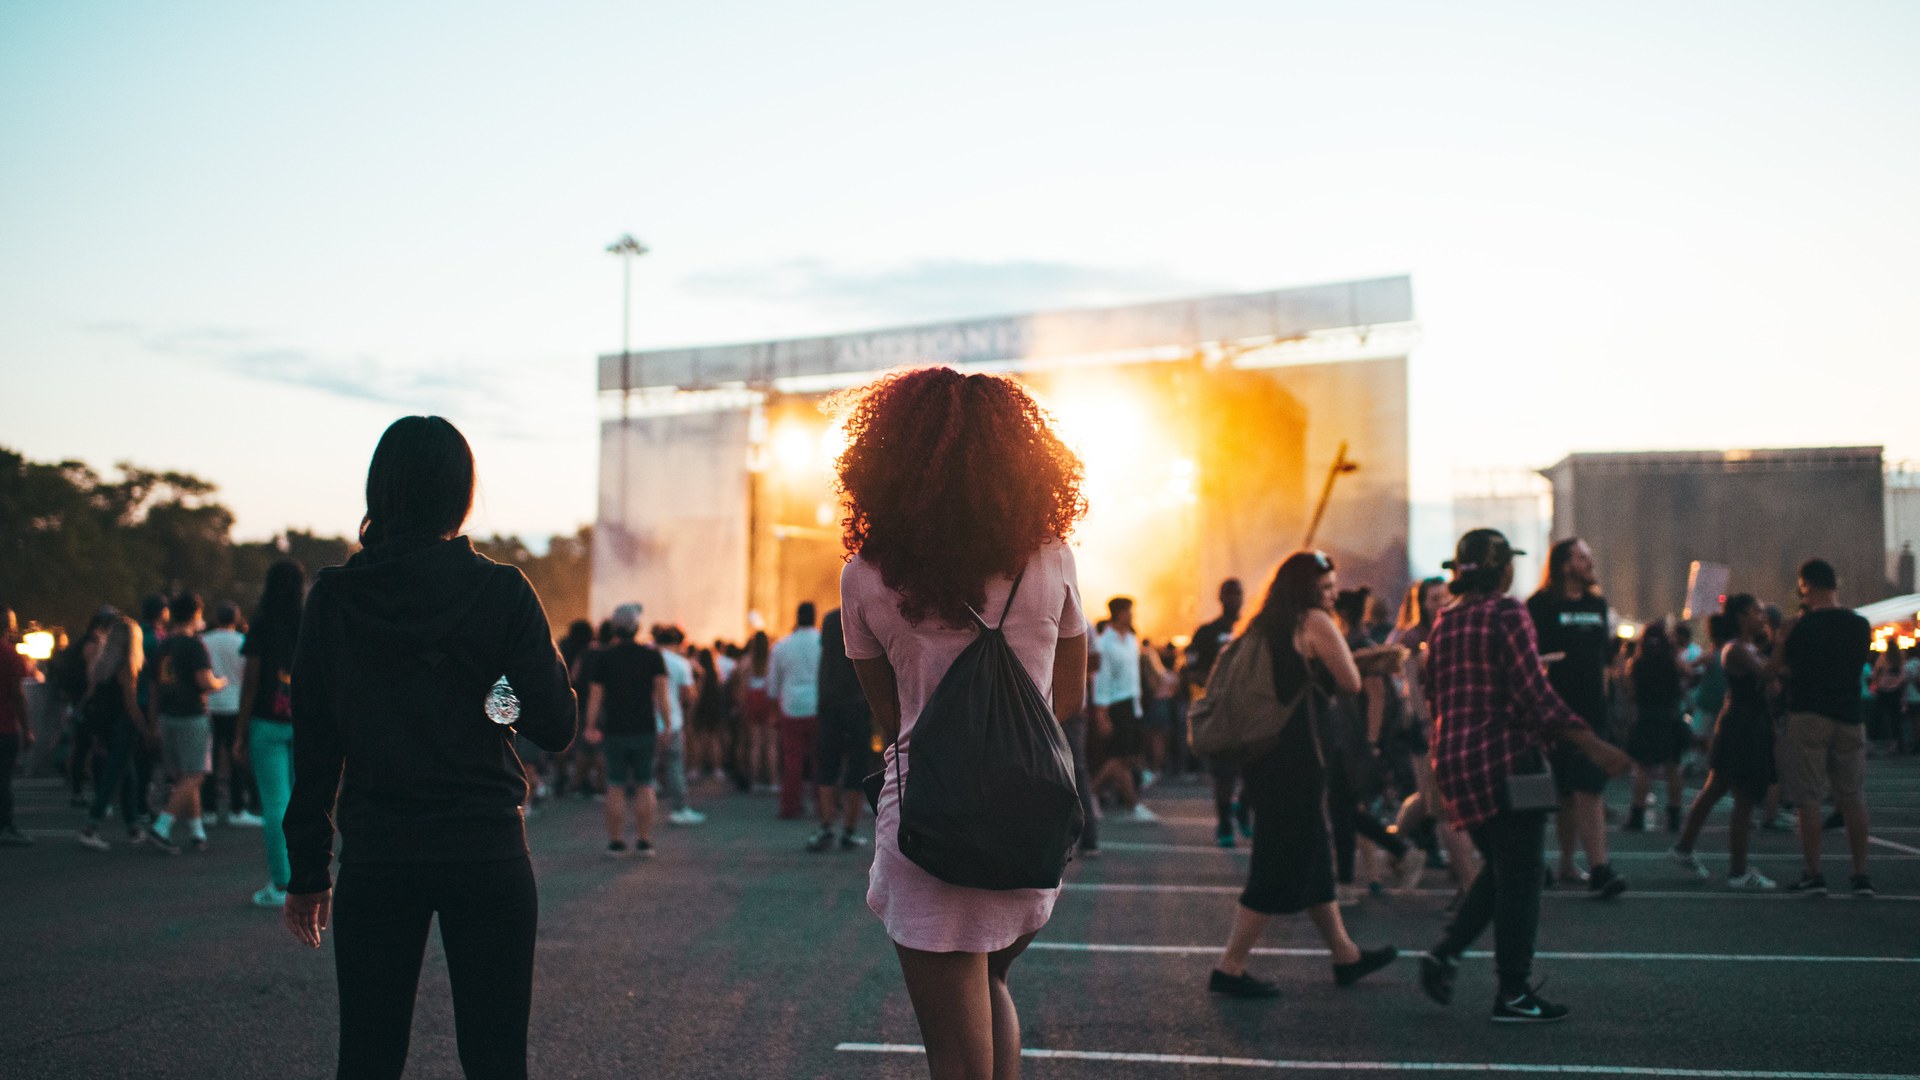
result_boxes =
[768,627,823,718]
[201,628,245,715]
[660,648,695,733]
[1092,626,1141,708]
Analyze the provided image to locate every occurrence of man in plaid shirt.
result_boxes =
[1419,530,1628,1025]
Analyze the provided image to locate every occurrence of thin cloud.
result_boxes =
[81,322,575,441]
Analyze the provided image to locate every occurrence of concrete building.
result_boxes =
[593,277,1417,642]
[1541,447,1889,625]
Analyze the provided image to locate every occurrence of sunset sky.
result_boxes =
[4,2,1916,562]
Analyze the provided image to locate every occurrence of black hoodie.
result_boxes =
[285,536,576,894]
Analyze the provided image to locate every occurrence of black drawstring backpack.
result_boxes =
[891,571,1085,890]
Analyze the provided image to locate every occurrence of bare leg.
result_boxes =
[894,944,994,1080]
[1796,799,1823,877]
[1554,797,1579,877]
[1304,902,1362,965]
[633,786,657,843]
[1677,774,1727,853]
[1728,791,1754,876]
[985,934,1035,1080]
[1573,792,1611,868]
[604,789,627,842]
[817,783,839,829]
[1665,764,1685,815]
[1215,903,1272,976]
[841,789,863,833]
[1093,760,1137,809]
[1440,821,1478,890]
[1630,768,1653,820]
[1839,793,1871,878]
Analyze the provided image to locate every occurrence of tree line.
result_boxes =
[0,446,591,639]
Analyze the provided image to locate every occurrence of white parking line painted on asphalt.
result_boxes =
[1091,840,1920,861]
[1024,942,1920,963]
[1868,835,1920,856]
[1059,883,1920,901]
[835,1042,1920,1078]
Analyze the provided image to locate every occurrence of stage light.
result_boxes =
[1616,622,1638,640]
[17,631,54,661]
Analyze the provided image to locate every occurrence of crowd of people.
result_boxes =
[1,382,1910,1080]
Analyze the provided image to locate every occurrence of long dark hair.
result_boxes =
[251,559,307,666]
[1396,576,1445,632]
[1539,538,1596,597]
[833,368,1088,626]
[360,416,475,547]
[1244,550,1334,642]
[1631,620,1681,702]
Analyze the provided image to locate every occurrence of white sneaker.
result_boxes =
[226,811,265,828]
[1129,803,1160,823]
[252,884,288,908]
[77,829,110,851]
[1728,869,1777,890]
[1668,846,1710,880]
[668,808,707,826]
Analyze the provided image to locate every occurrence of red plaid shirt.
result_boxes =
[1426,593,1588,829]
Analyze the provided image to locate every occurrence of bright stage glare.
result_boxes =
[17,631,54,661]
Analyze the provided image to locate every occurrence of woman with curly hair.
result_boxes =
[834,367,1089,1080]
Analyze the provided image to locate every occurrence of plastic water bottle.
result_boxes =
[485,676,521,726]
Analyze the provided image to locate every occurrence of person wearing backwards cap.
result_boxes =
[1418,529,1630,1024]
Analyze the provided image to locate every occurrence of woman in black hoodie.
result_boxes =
[283,416,576,1080]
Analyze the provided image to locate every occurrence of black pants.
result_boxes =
[201,713,259,814]
[0,734,18,830]
[1325,754,1406,883]
[333,856,538,1080]
[1433,810,1547,997]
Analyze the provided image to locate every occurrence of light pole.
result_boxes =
[606,234,648,523]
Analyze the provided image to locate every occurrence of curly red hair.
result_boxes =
[832,367,1087,626]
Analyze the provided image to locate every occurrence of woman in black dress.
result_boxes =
[1669,595,1778,888]
[1626,620,1688,831]
[1208,551,1398,998]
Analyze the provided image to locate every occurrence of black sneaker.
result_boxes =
[805,827,836,853]
[606,839,628,857]
[1492,985,1570,1024]
[1419,951,1459,1005]
[839,831,869,851]
[1851,875,1875,897]
[1789,872,1827,895]
[634,839,655,859]
[1586,863,1627,900]
[1208,969,1281,999]
[1334,945,1398,987]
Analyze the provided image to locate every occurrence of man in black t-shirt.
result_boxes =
[807,608,875,853]
[1185,579,1249,847]
[585,603,671,857]
[1527,539,1627,899]
[148,593,228,852]
[1769,558,1875,896]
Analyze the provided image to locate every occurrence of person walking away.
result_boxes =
[1624,621,1688,832]
[770,603,823,820]
[808,608,875,852]
[585,604,670,857]
[691,647,729,780]
[201,602,262,827]
[1091,597,1157,822]
[1670,597,1778,887]
[1328,587,1422,899]
[837,367,1088,1080]
[1767,558,1875,896]
[738,631,776,791]
[1188,580,1251,848]
[1526,538,1627,898]
[282,416,576,1080]
[149,593,228,851]
[1420,529,1630,1024]
[0,608,34,846]
[76,617,158,850]
[1388,578,1478,894]
[233,559,305,908]
[1207,551,1400,998]
[652,625,706,826]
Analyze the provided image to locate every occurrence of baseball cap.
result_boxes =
[1443,528,1525,573]
[610,603,644,634]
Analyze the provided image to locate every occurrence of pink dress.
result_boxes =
[840,541,1087,953]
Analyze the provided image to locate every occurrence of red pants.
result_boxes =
[778,711,818,819]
